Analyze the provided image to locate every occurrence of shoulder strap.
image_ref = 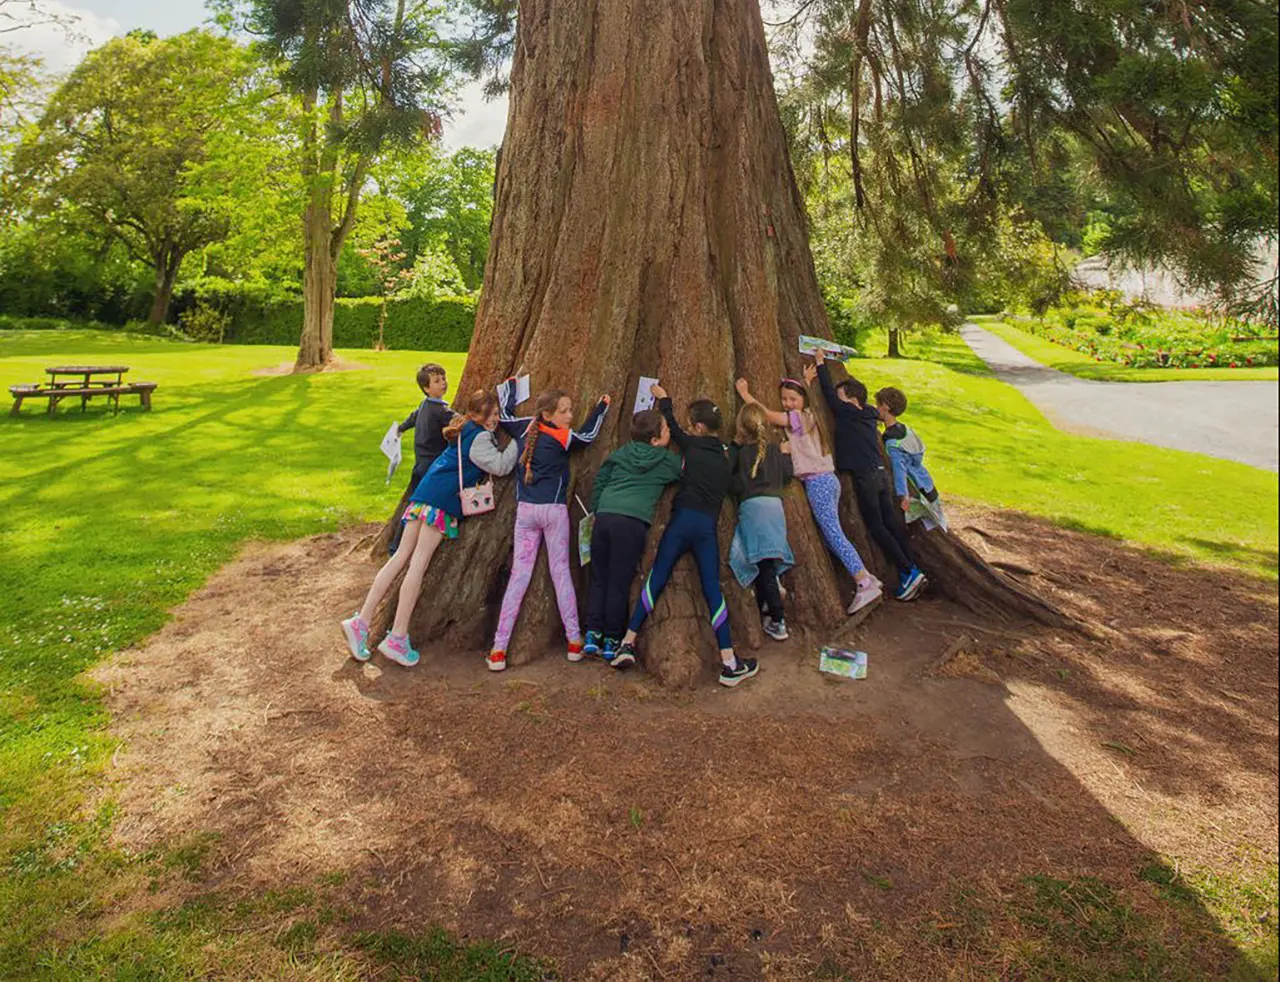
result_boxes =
[457,432,465,492]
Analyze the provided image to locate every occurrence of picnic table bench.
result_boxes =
[8,365,158,416]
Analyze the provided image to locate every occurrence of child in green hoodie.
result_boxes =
[583,408,684,660]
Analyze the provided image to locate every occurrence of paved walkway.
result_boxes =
[960,323,1280,472]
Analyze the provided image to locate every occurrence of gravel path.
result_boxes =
[961,323,1279,472]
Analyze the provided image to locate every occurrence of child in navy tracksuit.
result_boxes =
[486,381,610,672]
[613,384,757,687]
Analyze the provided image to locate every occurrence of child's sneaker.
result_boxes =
[762,616,789,641]
[487,649,507,672]
[601,636,620,663]
[377,632,420,667]
[895,567,927,601]
[848,577,883,615]
[611,642,637,670]
[719,656,759,688]
[567,639,586,663]
[340,613,371,661]
[583,631,603,658]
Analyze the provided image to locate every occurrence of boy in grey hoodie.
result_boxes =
[584,408,684,661]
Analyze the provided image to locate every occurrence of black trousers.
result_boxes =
[586,513,650,637]
[851,467,915,574]
[754,558,785,620]
[388,460,432,554]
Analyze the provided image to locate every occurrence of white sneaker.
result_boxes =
[848,578,883,615]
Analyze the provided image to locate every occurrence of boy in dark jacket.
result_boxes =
[813,349,927,601]
[389,363,455,554]
[583,409,684,660]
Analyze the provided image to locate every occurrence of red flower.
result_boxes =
[1230,362,1239,368]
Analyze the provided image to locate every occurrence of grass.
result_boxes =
[852,330,1278,579]
[1,328,1276,977]
[977,317,1280,382]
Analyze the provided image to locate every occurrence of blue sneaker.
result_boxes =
[895,567,927,601]
[583,630,603,657]
[601,636,620,663]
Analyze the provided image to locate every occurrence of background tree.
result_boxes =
[245,0,458,370]
[10,31,258,324]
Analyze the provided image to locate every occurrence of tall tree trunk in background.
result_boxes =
[147,254,180,326]
[297,186,338,369]
[887,326,901,357]
[384,0,1071,685]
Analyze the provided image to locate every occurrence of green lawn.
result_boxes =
[977,317,1280,382]
[1,329,1276,977]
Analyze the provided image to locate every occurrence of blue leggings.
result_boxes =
[629,509,732,649]
[802,472,866,576]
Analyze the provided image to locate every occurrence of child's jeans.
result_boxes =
[586,513,649,638]
[493,502,580,651]
[629,509,731,650]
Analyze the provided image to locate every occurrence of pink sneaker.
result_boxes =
[340,614,371,661]
[377,632,420,667]
[847,577,883,615]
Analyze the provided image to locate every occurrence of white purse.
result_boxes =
[458,433,496,517]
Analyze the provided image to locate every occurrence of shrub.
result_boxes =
[178,305,231,344]
[223,295,476,351]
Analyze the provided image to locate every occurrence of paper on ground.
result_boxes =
[634,376,660,414]
[799,335,858,360]
[380,422,402,483]
[819,646,868,679]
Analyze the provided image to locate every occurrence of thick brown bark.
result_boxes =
[297,191,338,370]
[383,0,1070,685]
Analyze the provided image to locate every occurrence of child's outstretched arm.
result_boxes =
[496,377,532,438]
[470,430,519,477]
[398,406,419,434]
[812,350,843,413]
[651,384,688,449]
[734,378,789,428]
[570,395,611,447]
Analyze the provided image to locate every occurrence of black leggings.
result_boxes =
[754,558,785,620]
[852,468,915,574]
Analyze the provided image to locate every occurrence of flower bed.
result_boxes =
[1009,292,1279,370]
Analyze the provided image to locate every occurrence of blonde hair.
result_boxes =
[522,389,569,483]
[443,390,497,443]
[735,403,773,479]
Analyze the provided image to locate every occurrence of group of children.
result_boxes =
[340,353,942,688]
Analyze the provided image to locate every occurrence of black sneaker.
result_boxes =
[719,657,759,688]
[611,642,637,670]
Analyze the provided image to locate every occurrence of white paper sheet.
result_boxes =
[634,376,660,414]
[380,422,402,483]
[799,334,858,360]
[514,374,531,404]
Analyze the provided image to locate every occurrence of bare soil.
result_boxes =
[251,357,372,377]
[94,507,1279,979]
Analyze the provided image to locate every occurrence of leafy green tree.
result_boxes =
[9,31,258,324]
[244,0,458,369]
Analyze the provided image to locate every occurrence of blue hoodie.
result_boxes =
[498,378,610,505]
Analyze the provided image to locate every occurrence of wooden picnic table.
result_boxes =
[45,365,130,389]
[9,364,156,416]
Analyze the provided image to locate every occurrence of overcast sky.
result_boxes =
[6,0,510,150]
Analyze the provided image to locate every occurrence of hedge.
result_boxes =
[0,295,478,353]
[224,295,476,352]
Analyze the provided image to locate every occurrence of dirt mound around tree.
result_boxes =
[251,357,371,377]
[93,508,1278,979]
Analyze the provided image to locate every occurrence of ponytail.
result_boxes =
[735,403,772,479]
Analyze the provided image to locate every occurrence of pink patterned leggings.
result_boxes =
[492,502,581,651]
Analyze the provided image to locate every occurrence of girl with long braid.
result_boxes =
[488,380,611,671]
[728,403,795,641]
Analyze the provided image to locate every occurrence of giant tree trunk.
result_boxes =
[386,0,1071,686]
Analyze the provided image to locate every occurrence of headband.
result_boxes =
[780,377,805,388]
